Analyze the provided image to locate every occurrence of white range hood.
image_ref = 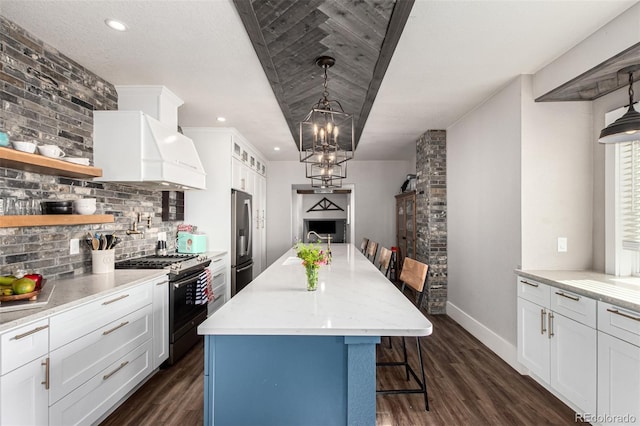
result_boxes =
[93,86,206,190]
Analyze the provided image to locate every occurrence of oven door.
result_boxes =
[170,270,208,342]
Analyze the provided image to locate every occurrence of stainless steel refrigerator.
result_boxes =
[231,189,253,296]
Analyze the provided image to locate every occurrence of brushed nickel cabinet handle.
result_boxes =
[103,361,129,380]
[541,309,547,335]
[102,321,129,336]
[521,280,539,288]
[13,325,49,340]
[156,280,168,286]
[212,258,223,263]
[41,357,50,390]
[607,308,640,322]
[548,312,554,339]
[213,273,223,279]
[555,291,580,301]
[102,294,129,305]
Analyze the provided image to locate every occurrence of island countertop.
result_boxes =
[198,243,432,337]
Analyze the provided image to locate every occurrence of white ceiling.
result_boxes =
[0,0,637,161]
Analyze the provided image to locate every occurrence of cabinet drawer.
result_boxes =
[209,256,225,273]
[49,340,152,426]
[212,269,226,288]
[49,304,152,404]
[208,288,226,317]
[598,302,640,346]
[50,282,152,350]
[550,289,596,328]
[517,276,549,306]
[0,318,49,375]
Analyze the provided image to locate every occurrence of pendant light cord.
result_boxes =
[630,71,636,109]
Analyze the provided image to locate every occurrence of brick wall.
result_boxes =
[416,130,447,314]
[0,17,183,279]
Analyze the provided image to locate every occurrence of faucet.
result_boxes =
[306,231,332,261]
[126,213,144,236]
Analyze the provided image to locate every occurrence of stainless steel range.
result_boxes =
[115,253,211,366]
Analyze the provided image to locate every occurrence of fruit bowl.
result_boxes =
[0,276,46,302]
[0,289,41,302]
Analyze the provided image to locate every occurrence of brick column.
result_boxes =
[416,130,447,314]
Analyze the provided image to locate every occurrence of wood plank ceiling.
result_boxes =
[233,0,414,151]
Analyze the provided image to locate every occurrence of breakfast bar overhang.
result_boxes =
[198,244,433,425]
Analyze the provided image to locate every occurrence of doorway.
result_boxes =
[291,184,355,245]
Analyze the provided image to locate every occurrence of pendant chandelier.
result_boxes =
[599,65,640,144]
[299,56,354,188]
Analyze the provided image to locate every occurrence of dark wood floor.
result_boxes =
[101,314,580,426]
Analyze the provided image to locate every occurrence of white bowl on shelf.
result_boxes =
[64,157,90,166]
[12,141,37,154]
[73,198,96,215]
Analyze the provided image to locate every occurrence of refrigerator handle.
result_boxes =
[244,198,252,256]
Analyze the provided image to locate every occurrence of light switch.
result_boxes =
[557,237,567,253]
[70,238,80,255]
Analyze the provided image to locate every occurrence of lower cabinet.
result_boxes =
[0,274,168,425]
[516,277,596,414]
[49,341,152,426]
[549,311,596,414]
[152,278,169,369]
[0,355,49,426]
[597,302,640,424]
[597,331,640,424]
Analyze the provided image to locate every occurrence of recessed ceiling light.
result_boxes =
[274,147,281,151]
[217,117,226,122]
[105,19,127,32]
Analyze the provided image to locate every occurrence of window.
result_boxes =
[607,103,640,276]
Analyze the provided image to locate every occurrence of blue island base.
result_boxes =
[204,334,380,426]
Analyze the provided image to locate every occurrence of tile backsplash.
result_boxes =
[0,16,182,279]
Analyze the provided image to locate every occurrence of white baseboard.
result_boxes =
[446,301,526,374]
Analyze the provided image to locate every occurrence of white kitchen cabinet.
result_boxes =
[152,278,169,369]
[208,253,228,316]
[0,355,49,426]
[183,127,268,289]
[49,304,153,404]
[517,297,550,382]
[0,318,50,425]
[549,311,597,414]
[598,331,640,424]
[516,276,597,414]
[597,302,640,424]
[49,341,152,426]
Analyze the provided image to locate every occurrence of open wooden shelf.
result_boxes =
[0,214,114,228]
[0,147,102,179]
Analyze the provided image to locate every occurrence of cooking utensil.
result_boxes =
[100,234,107,250]
[91,238,99,250]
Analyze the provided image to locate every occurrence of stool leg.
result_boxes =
[402,337,409,381]
[416,337,429,411]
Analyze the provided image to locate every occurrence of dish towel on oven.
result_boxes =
[186,270,213,305]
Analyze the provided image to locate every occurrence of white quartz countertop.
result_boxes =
[198,244,433,337]
[0,269,167,332]
[517,269,640,312]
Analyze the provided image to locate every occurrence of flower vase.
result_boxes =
[306,265,319,291]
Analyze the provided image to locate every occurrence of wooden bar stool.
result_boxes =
[376,257,430,410]
[360,237,369,253]
[376,246,392,278]
[365,241,378,263]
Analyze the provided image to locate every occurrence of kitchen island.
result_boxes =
[198,243,432,426]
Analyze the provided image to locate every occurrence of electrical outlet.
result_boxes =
[557,237,568,253]
[70,238,80,255]
[158,231,167,241]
